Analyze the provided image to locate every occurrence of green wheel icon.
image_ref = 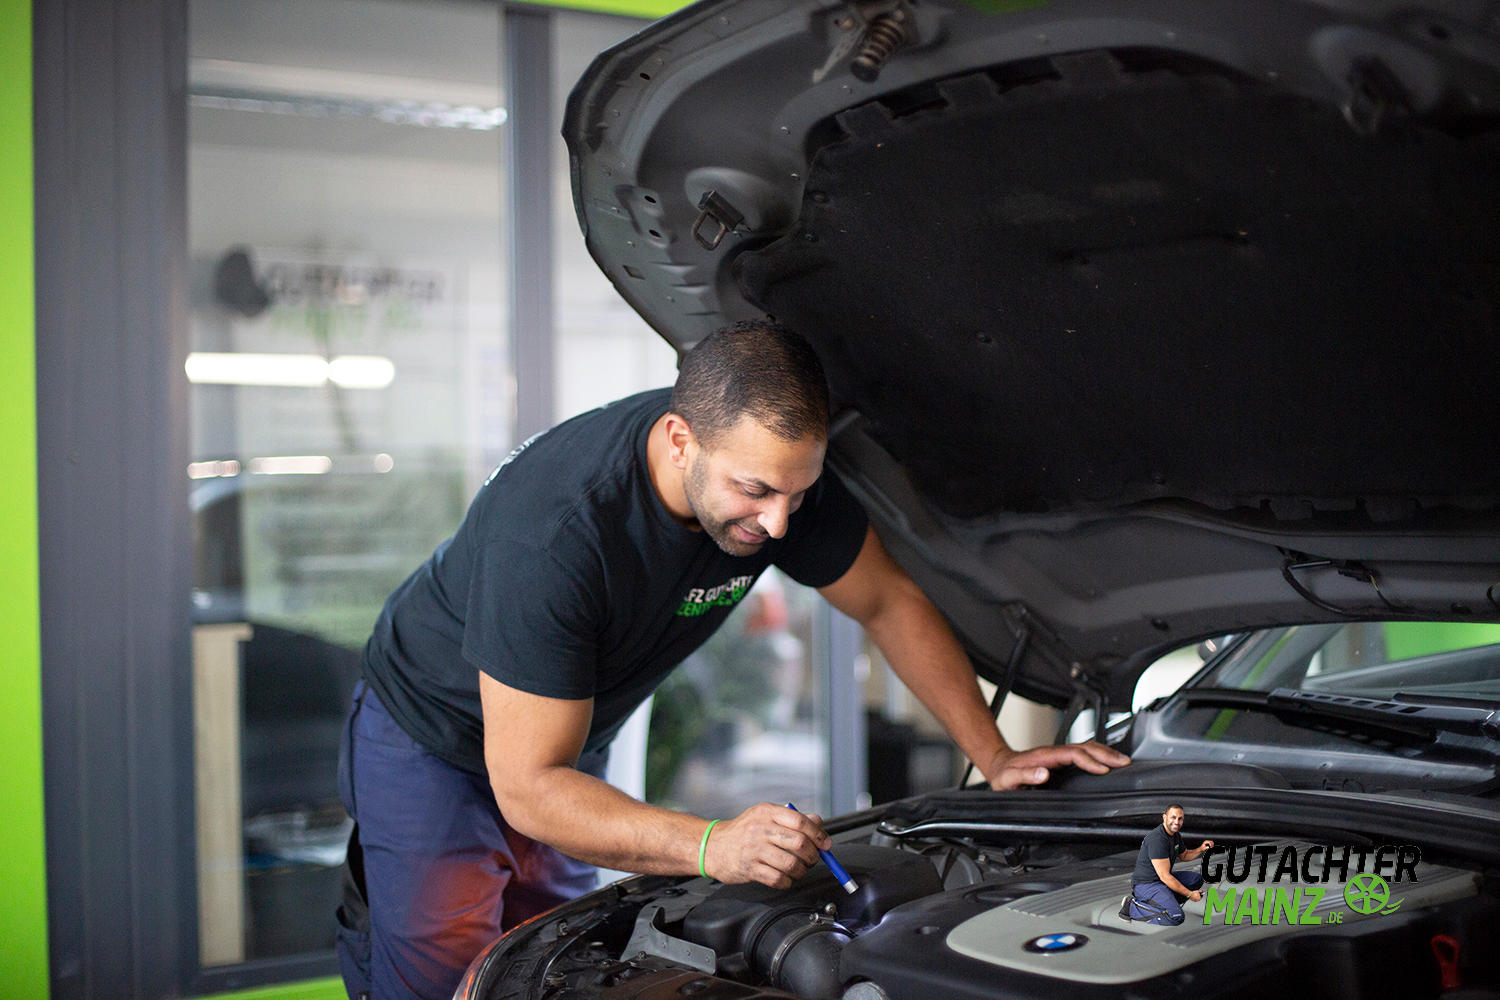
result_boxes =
[1344,873,1391,914]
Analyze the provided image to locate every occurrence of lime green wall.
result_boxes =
[0,2,47,1000]
[1383,621,1500,661]
[196,978,347,1000]
[520,0,687,21]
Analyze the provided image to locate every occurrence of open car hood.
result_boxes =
[563,0,1500,710]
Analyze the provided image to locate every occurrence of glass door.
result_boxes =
[187,0,508,965]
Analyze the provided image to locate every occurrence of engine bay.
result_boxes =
[465,805,1500,1000]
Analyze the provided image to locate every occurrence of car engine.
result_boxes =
[460,802,1500,1000]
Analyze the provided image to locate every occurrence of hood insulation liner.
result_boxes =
[736,50,1500,522]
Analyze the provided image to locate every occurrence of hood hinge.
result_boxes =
[815,2,917,85]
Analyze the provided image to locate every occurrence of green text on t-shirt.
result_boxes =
[675,574,756,617]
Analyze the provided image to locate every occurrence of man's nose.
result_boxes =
[757,497,792,538]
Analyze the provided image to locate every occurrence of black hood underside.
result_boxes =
[738,49,1500,521]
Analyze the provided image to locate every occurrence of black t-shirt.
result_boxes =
[1133,824,1183,884]
[360,388,869,776]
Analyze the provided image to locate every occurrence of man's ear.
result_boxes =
[663,412,696,469]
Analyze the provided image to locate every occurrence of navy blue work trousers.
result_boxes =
[1128,869,1205,925]
[336,681,598,1000]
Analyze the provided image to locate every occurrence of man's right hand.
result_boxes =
[704,802,830,888]
[986,741,1131,789]
[1188,889,1204,902]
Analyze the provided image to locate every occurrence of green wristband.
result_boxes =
[698,819,721,878]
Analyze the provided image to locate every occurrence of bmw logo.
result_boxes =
[1023,932,1088,953]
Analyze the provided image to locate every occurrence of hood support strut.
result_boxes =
[957,626,1030,789]
[1055,665,1110,747]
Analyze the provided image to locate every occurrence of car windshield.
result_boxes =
[1139,622,1500,789]
[1201,621,1500,703]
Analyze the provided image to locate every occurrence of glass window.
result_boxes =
[1159,622,1500,761]
[1306,620,1500,683]
[1211,621,1500,699]
[861,639,963,803]
[646,570,832,818]
[187,0,507,967]
[1132,641,1219,711]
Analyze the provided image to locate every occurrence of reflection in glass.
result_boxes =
[648,571,831,819]
[188,0,507,966]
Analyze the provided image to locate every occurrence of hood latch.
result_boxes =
[691,189,745,251]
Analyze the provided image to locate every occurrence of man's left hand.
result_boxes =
[986,741,1131,790]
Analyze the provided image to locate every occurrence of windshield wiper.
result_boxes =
[1175,687,1500,743]
[1393,691,1500,713]
[1268,689,1500,741]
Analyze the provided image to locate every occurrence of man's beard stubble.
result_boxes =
[683,454,766,558]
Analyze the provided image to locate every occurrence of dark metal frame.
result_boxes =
[35,1,198,996]
[822,609,868,815]
[505,5,556,443]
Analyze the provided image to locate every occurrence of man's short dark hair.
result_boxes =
[1165,804,1184,815]
[670,319,830,447]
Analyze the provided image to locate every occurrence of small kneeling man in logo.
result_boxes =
[1120,803,1215,925]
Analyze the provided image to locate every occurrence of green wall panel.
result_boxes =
[0,1,47,998]
[196,977,347,1000]
[1383,621,1500,662]
[520,0,688,21]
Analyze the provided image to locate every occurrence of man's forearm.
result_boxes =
[492,766,831,888]
[861,583,1011,780]
[1163,873,1194,896]
[494,765,706,874]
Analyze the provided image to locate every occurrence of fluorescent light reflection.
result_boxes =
[186,352,326,386]
[191,92,507,131]
[189,459,242,479]
[329,355,396,389]
[249,455,334,476]
[187,60,507,131]
[189,454,394,478]
[185,352,395,389]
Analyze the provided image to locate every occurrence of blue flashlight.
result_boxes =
[786,802,858,894]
